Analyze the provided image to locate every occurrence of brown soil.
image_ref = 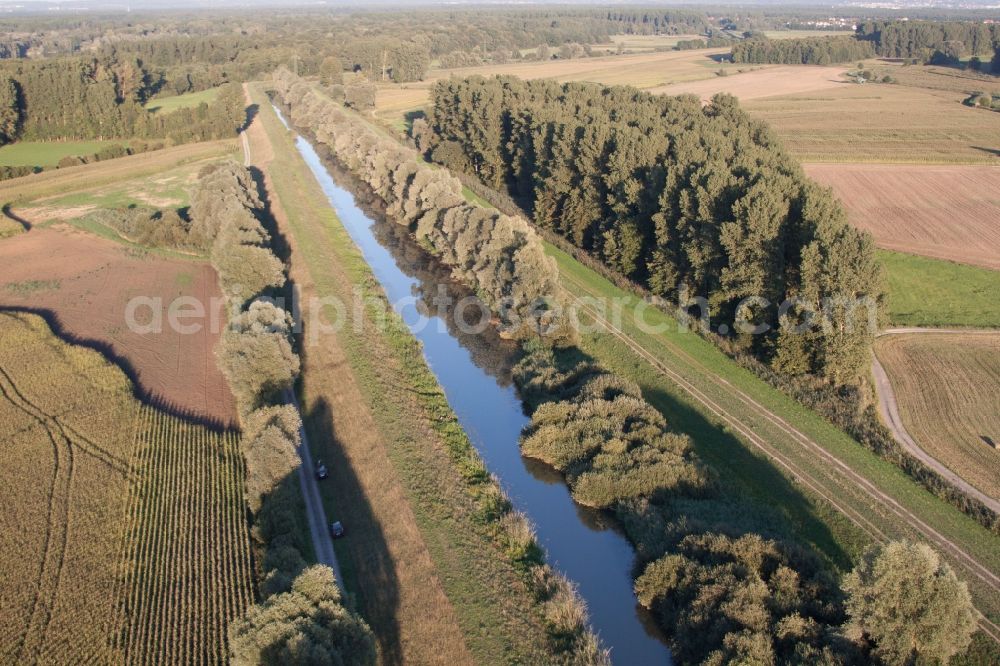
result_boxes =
[805,163,1000,270]
[0,224,237,427]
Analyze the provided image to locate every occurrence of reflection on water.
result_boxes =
[273,103,672,665]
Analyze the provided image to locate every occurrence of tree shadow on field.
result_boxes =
[971,146,1000,159]
[2,204,31,232]
[0,305,236,432]
[243,103,259,134]
[303,395,404,665]
[638,382,853,571]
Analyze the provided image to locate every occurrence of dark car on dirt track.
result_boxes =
[330,521,345,538]
[316,461,329,480]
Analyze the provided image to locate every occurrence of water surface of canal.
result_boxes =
[272,103,671,665]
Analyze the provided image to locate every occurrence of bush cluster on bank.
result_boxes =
[515,343,978,665]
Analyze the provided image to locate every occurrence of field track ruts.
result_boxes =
[559,272,1000,643]
[0,366,74,664]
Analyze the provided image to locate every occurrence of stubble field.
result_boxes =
[744,80,1000,163]
[0,311,252,665]
[647,64,847,102]
[375,48,738,125]
[874,332,1000,500]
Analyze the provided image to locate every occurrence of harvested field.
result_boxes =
[647,65,848,102]
[874,332,1000,500]
[804,163,1000,270]
[590,33,709,54]
[0,311,252,664]
[744,81,1000,163]
[375,48,736,124]
[0,224,237,426]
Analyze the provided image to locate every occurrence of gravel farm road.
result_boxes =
[243,117,345,590]
[872,328,1000,514]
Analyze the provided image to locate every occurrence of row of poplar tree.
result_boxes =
[425,76,884,385]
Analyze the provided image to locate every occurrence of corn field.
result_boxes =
[0,312,255,665]
[110,406,254,665]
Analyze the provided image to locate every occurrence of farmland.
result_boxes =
[0,139,238,207]
[804,163,1000,270]
[874,332,1000,501]
[0,224,238,426]
[0,141,123,167]
[374,48,738,126]
[647,64,847,102]
[17,157,211,213]
[743,76,1000,163]
[0,311,252,664]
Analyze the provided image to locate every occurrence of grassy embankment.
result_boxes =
[879,250,1000,327]
[246,81,559,663]
[145,86,224,114]
[547,242,1000,628]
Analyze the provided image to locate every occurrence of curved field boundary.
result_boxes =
[872,328,1000,512]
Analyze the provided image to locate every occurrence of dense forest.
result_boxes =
[0,55,246,144]
[731,35,875,65]
[856,20,1000,59]
[426,76,884,385]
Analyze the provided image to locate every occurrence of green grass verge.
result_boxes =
[545,241,1000,623]
[879,249,1000,328]
[247,82,556,662]
[0,140,122,167]
[145,86,222,114]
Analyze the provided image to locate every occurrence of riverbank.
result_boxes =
[245,81,571,664]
